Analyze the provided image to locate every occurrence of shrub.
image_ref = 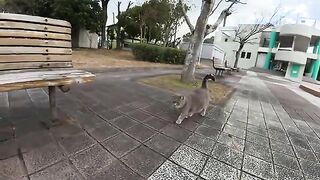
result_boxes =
[130,43,186,64]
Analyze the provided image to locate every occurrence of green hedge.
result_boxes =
[130,43,186,64]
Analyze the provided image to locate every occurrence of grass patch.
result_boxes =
[139,74,233,104]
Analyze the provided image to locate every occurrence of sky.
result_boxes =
[107,0,320,37]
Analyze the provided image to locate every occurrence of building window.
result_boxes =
[246,52,252,59]
[224,38,228,42]
[241,52,246,58]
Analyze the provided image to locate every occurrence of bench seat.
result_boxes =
[0,69,95,92]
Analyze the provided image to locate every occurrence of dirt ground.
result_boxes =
[139,75,233,104]
[72,48,182,69]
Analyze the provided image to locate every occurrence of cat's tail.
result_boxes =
[201,74,215,89]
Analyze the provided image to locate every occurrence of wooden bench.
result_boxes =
[0,13,95,125]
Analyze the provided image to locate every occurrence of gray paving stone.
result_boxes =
[218,132,245,151]
[17,131,54,153]
[50,123,83,139]
[273,151,300,170]
[89,123,119,142]
[185,134,216,155]
[92,160,143,180]
[195,125,221,140]
[30,160,82,180]
[145,133,180,157]
[117,104,137,113]
[211,143,243,169]
[161,124,192,143]
[274,165,304,180]
[200,157,241,180]
[122,145,165,177]
[71,145,115,177]
[0,139,18,160]
[248,115,265,124]
[311,142,320,154]
[148,160,197,180]
[245,141,272,162]
[306,135,320,145]
[98,109,122,121]
[243,154,275,179]
[111,116,139,130]
[295,146,318,162]
[23,143,64,174]
[0,156,25,179]
[268,129,290,144]
[247,124,268,137]
[246,131,269,147]
[227,119,247,129]
[266,120,283,131]
[223,124,246,139]
[240,172,262,180]
[102,133,140,158]
[299,159,320,178]
[202,118,224,131]
[270,139,295,157]
[170,145,207,175]
[287,131,307,141]
[290,137,312,150]
[144,116,169,131]
[179,120,200,132]
[126,123,157,142]
[59,133,96,155]
[127,109,152,122]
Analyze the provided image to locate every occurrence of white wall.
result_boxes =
[214,26,261,69]
[256,53,267,68]
[78,28,99,49]
[179,42,225,60]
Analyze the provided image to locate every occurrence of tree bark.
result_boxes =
[100,0,110,48]
[181,0,215,83]
[234,43,244,68]
[116,1,121,49]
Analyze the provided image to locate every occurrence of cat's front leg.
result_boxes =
[200,108,207,116]
[176,114,186,124]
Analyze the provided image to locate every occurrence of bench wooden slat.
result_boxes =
[0,47,72,55]
[0,13,71,27]
[0,21,71,34]
[0,62,72,71]
[0,70,95,92]
[0,38,71,48]
[0,55,72,63]
[0,29,71,40]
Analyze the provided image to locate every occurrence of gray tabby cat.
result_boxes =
[173,74,215,124]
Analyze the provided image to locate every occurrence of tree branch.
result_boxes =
[209,0,223,16]
[126,1,133,11]
[204,1,237,37]
[179,0,194,32]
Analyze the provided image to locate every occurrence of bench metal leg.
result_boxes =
[49,86,58,122]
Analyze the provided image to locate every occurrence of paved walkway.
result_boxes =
[0,69,320,180]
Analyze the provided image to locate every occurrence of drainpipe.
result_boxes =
[263,30,277,69]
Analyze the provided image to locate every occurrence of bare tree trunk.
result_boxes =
[181,1,215,83]
[116,1,121,49]
[234,43,244,68]
[100,0,110,48]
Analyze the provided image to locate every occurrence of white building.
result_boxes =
[214,23,320,82]
[179,42,225,64]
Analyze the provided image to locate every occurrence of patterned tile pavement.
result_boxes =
[0,69,320,179]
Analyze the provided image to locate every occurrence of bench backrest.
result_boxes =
[0,13,72,72]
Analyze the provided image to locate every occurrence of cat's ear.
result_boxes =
[179,96,185,100]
